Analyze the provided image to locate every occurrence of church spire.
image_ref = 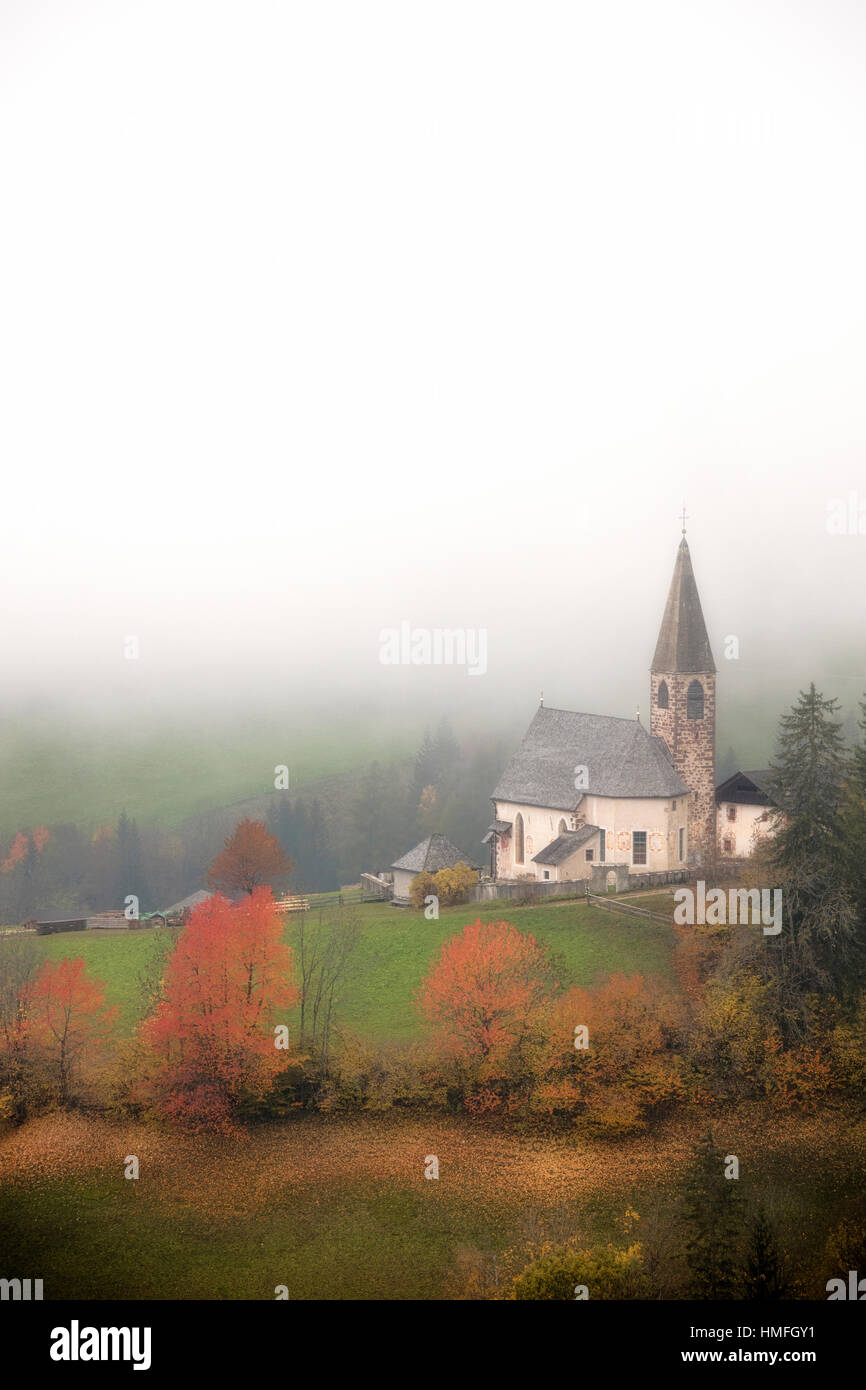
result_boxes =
[651,535,715,674]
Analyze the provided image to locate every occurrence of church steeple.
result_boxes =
[651,536,715,675]
[650,533,716,866]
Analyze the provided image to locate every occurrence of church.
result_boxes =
[484,532,718,884]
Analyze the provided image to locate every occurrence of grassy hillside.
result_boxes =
[0,707,422,839]
[30,897,677,1042]
[297,898,676,1043]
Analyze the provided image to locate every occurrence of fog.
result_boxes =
[2,0,865,756]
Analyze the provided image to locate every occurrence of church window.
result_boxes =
[558,818,567,836]
[514,813,525,865]
[632,830,647,866]
[657,681,669,709]
[726,804,737,822]
[598,829,605,862]
[687,680,704,719]
[679,827,685,861]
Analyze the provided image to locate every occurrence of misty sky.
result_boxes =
[1,0,865,731]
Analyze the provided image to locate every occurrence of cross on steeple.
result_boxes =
[680,504,688,537]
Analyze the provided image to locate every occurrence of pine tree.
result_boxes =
[16,836,40,923]
[268,796,296,861]
[289,803,312,888]
[305,799,339,892]
[350,761,406,879]
[765,684,860,1010]
[430,717,460,787]
[841,694,866,949]
[408,729,437,831]
[115,812,148,911]
[742,1205,788,1299]
[682,1131,743,1298]
[769,684,847,868]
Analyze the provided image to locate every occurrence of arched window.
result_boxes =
[514,813,525,865]
[687,680,704,720]
[657,680,669,709]
[558,818,568,836]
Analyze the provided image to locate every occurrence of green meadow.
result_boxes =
[30,897,678,1041]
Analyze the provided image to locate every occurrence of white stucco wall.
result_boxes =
[492,792,690,880]
[534,828,603,883]
[391,867,416,902]
[717,801,775,857]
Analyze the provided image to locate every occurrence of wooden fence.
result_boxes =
[585,892,671,924]
[281,888,380,912]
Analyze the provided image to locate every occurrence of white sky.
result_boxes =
[1,0,865,710]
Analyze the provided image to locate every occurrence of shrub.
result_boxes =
[409,872,436,909]
[763,1037,832,1111]
[527,973,684,1131]
[684,971,775,1101]
[506,1240,647,1300]
[318,1035,440,1112]
[434,862,477,906]
[409,863,477,909]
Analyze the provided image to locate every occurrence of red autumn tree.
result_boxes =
[417,919,556,1087]
[1,831,30,874]
[206,818,294,896]
[1,826,50,872]
[142,887,298,1130]
[22,958,117,1104]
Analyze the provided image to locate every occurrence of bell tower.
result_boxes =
[650,524,716,864]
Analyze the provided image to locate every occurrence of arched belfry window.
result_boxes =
[657,680,669,709]
[558,818,567,836]
[514,813,525,864]
[687,680,704,720]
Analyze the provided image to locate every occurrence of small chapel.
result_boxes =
[484,531,718,884]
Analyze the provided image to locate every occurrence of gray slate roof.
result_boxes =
[482,818,513,844]
[715,769,776,805]
[651,538,715,674]
[492,705,688,808]
[532,825,600,865]
[743,769,775,795]
[391,833,477,874]
[163,889,214,915]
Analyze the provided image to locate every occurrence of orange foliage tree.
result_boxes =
[141,888,298,1130]
[416,918,557,1098]
[22,957,117,1104]
[206,818,294,896]
[528,972,684,1135]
